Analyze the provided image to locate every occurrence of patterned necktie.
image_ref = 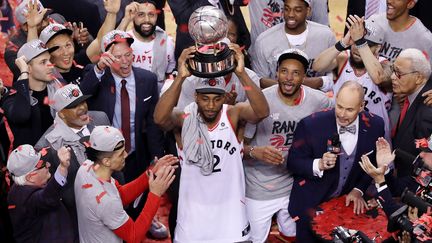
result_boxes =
[121,79,131,152]
[339,125,356,134]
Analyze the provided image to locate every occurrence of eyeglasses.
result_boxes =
[390,64,418,79]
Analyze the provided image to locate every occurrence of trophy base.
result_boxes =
[188,43,236,78]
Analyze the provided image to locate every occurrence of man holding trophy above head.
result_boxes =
[154,7,269,242]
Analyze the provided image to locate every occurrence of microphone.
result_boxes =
[327,133,341,154]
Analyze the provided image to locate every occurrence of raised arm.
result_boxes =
[312,30,352,73]
[229,44,269,125]
[86,0,121,63]
[348,15,385,85]
[25,0,48,42]
[154,46,196,130]
[117,2,139,31]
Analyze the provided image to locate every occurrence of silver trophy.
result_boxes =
[188,6,236,78]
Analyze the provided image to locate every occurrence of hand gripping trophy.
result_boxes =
[187,6,236,78]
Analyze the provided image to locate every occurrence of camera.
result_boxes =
[332,226,373,243]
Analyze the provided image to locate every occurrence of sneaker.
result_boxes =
[147,218,169,239]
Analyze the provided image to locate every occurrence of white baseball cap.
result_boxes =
[90,126,125,152]
[52,84,91,111]
[101,30,134,52]
[39,23,73,44]
[17,39,59,63]
[7,145,43,177]
[195,77,226,94]
[15,0,52,25]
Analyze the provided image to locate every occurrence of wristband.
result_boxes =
[354,37,367,48]
[249,146,256,160]
[334,41,347,52]
[20,71,29,75]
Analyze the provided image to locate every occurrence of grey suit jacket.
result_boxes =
[35,110,110,150]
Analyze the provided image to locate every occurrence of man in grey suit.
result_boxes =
[35,84,111,242]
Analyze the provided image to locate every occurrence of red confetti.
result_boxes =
[299,180,306,186]
[110,85,115,94]
[181,113,191,119]
[82,183,93,189]
[293,216,299,222]
[0,17,9,21]
[73,60,84,69]
[336,15,343,23]
[83,141,91,148]
[8,205,16,209]
[40,147,48,156]
[8,89,17,95]
[243,0,250,4]
[179,24,188,33]
[160,38,166,46]
[361,113,371,127]
[415,138,429,149]
[96,191,107,204]
[17,145,22,151]
[311,197,391,241]
[43,96,55,105]
[196,138,204,144]
[378,195,385,202]
[150,9,161,15]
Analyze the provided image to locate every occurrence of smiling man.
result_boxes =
[366,0,432,63]
[118,0,175,92]
[7,144,74,242]
[34,84,111,241]
[286,81,384,242]
[251,0,336,90]
[80,30,164,184]
[242,49,332,242]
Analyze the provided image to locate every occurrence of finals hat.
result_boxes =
[40,23,73,44]
[52,84,91,111]
[195,77,226,94]
[17,39,58,63]
[7,145,42,177]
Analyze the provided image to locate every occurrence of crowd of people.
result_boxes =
[0,0,432,242]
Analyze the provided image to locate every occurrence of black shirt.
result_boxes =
[32,88,53,133]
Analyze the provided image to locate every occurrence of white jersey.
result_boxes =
[334,53,392,140]
[175,105,250,243]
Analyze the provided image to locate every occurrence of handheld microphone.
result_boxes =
[327,134,341,154]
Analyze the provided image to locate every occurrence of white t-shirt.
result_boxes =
[128,30,176,74]
[74,161,129,243]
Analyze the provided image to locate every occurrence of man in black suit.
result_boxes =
[80,30,164,182]
[80,30,167,237]
[392,48,432,180]
[287,81,385,242]
[167,0,250,62]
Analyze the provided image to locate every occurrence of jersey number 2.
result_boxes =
[212,155,221,173]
